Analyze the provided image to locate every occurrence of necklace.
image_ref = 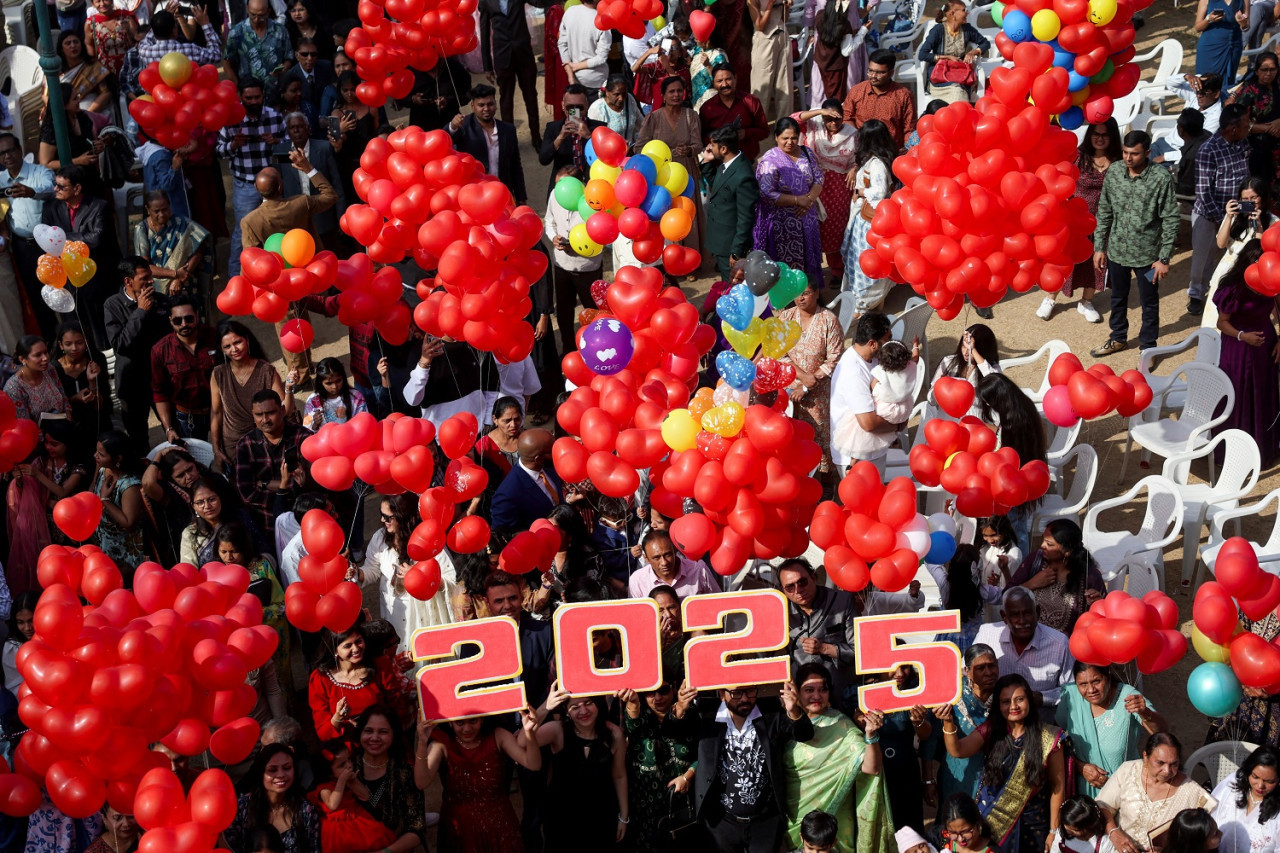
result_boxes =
[362,755,387,768]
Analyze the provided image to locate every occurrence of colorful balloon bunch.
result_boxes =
[343,0,480,108]
[131,767,236,853]
[13,549,275,820]
[595,0,663,38]
[1244,221,1280,296]
[33,224,96,313]
[128,52,246,149]
[0,391,39,474]
[657,404,823,575]
[1041,352,1154,427]
[993,0,1150,128]
[908,418,1051,517]
[552,127,701,275]
[1068,589,1185,673]
[285,509,364,634]
[810,464,938,593]
[861,95,1095,318]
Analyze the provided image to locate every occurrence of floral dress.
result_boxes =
[689,45,728,109]
[1234,79,1280,189]
[775,305,845,472]
[3,371,71,423]
[303,389,368,431]
[1209,612,1280,747]
[841,156,893,312]
[91,470,148,578]
[86,10,134,77]
[624,710,698,851]
[1066,158,1110,297]
[755,145,825,281]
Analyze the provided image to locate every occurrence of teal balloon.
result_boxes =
[576,196,596,222]
[991,0,1004,25]
[554,176,586,210]
[1187,662,1243,718]
[768,266,809,309]
[1090,59,1115,85]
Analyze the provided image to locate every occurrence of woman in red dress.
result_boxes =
[307,624,407,740]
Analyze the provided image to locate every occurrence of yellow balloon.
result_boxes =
[590,160,622,183]
[661,409,699,451]
[158,51,194,88]
[651,14,666,29]
[1071,85,1091,106]
[1191,624,1232,663]
[760,317,801,359]
[658,161,689,196]
[701,402,745,437]
[1088,0,1117,26]
[568,223,602,257]
[722,317,763,358]
[1030,9,1061,41]
[61,255,97,288]
[641,140,672,170]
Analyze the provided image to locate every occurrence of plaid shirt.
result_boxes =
[1193,132,1252,223]
[225,19,291,84]
[150,327,221,409]
[234,422,311,534]
[216,106,286,183]
[136,24,223,66]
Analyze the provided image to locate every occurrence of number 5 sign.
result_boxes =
[854,611,962,714]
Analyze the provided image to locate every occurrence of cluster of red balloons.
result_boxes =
[595,0,662,38]
[301,411,479,495]
[1195,540,1280,692]
[810,464,932,593]
[132,767,236,853]
[498,520,565,575]
[286,510,363,634]
[861,85,1095,319]
[128,53,245,149]
[343,0,479,108]
[0,391,39,473]
[13,549,275,820]
[1244,221,1280,297]
[411,473,492,597]
[219,245,335,328]
[1042,353,1154,427]
[1069,589,1185,674]
[655,405,822,575]
[909,418,1051,517]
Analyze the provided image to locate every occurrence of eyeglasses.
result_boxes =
[782,577,811,593]
[380,512,394,523]
[298,51,317,57]
[192,497,218,508]
[171,315,196,325]
[53,182,71,190]
[726,688,757,698]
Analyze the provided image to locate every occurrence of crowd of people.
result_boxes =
[0,0,1275,853]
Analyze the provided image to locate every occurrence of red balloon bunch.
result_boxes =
[218,248,337,326]
[302,411,454,495]
[810,464,931,593]
[657,405,822,575]
[1042,353,1154,427]
[1244,221,1280,297]
[909,418,1051,517]
[595,0,663,38]
[403,469,493,598]
[285,510,363,634]
[128,60,245,149]
[1069,589,1185,674]
[343,0,479,108]
[13,550,274,820]
[1195,540,1280,691]
[498,520,564,575]
[861,94,1095,319]
[133,768,236,853]
[0,391,39,473]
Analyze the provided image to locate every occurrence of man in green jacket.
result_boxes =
[700,126,759,282]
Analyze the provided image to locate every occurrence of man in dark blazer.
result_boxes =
[274,112,345,249]
[537,85,607,198]
[42,165,118,348]
[280,39,334,117]
[672,680,813,853]
[490,428,561,531]
[104,257,171,454]
[478,0,551,147]
[701,126,760,283]
[450,84,528,205]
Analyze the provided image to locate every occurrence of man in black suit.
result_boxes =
[478,0,550,147]
[408,58,471,131]
[274,112,345,249]
[490,428,561,530]
[701,126,760,283]
[671,680,814,853]
[450,84,528,205]
[537,84,605,197]
[104,257,171,454]
[280,39,334,117]
[42,165,118,348]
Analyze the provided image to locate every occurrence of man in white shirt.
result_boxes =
[829,312,901,474]
[558,0,613,91]
[628,530,721,599]
[543,163,604,354]
[972,587,1075,722]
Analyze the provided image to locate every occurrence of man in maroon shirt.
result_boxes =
[841,49,917,149]
[150,296,220,442]
[698,64,771,161]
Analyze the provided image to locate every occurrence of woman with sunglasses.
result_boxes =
[616,678,699,852]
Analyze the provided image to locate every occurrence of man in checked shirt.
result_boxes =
[216,76,285,277]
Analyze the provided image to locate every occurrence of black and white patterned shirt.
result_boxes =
[716,704,771,817]
[215,106,286,183]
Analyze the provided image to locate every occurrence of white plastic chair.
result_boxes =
[1110,91,1143,133]
[2,0,32,50]
[891,297,932,394]
[1185,742,1261,790]
[1134,39,1185,101]
[884,400,930,481]
[1203,489,1280,574]
[1031,444,1098,533]
[825,292,856,337]
[1000,340,1071,405]
[1136,328,1221,414]
[1244,30,1280,62]
[1120,362,1234,481]
[1083,475,1184,592]
[1046,418,1081,483]
[1162,429,1262,590]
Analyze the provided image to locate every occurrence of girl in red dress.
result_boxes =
[311,742,399,853]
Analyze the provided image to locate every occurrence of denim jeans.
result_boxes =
[1107,261,1161,349]
[57,8,87,36]
[175,410,211,441]
[356,383,391,419]
[228,178,263,277]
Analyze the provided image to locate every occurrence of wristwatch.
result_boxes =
[1157,257,1170,265]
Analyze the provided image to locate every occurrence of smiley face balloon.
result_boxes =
[569,223,603,257]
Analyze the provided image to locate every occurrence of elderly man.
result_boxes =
[490,429,562,531]
[273,112,344,248]
[628,529,720,599]
[972,587,1075,721]
[225,0,290,90]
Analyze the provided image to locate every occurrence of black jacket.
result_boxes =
[538,118,606,195]
[692,707,815,819]
[103,289,171,398]
[702,154,759,260]
[450,114,528,204]
[478,0,552,72]
[273,138,345,236]
[281,61,336,113]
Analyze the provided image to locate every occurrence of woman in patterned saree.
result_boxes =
[925,644,997,806]
[1208,611,1280,748]
[619,679,699,852]
[132,190,211,297]
[754,116,824,283]
[936,674,1067,853]
[783,663,895,853]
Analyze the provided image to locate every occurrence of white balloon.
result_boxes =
[899,528,931,560]
[712,383,748,406]
[752,293,769,317]
[902,513,930,536]
[34,224,66,257]
[927,512,958,537]
[41,285,74,313]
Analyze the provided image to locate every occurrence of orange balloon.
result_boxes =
[62,241,89,259]
[37,255,66,287]
[582,179,616,211]
[279,229,315,268]
[659,208,692,241]
[671,195,696,216]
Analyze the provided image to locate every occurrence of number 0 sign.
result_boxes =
[854,610,962,714]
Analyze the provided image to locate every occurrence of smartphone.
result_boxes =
[272,150,291,165]
[568,105,583,120]
[1241,200,1257,214]
[176,1,195,16]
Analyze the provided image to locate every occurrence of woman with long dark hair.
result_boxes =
[1056,662,1166,797]
[926,543,1001,649]
[1007,519,1104,634]
[804,0,872,105]
[4,335,71,423]
[976,372,1048,554]
[1163,809,1223,853]
[1213,240,1280,467]
[367,492,458,647]
[92,429,148,579]
[937,673,1067,853]
[285,0,333,58]
[351,705,426,852]
[841,118,899,313]
[307,625,406,740]
[210,320,293,472]
[223,744,321,853]
[1211,745,1280,853]
[931,325,1003,419]
[1205,177,1276,329]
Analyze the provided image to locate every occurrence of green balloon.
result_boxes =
[1090,59,1115,85]
[768,266,808,310]
[554,176,585,211]
[264,232,285,256]
[576,195,596,222]
[991,0,1004,26]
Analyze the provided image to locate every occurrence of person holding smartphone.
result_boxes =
[537,85,604,197]
[1194,0,1249,89]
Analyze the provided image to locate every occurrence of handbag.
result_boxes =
[655,790,699,847]
[930,57,977,88]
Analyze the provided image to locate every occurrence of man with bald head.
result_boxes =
[490,428,564,531]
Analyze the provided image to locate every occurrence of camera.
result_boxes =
[1240,200,1257,215]
[176,2,196,17]
[272,150,292,165]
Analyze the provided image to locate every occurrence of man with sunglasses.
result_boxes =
[0,133,56,338]
[150,296,219,443]
[280,38,333,116]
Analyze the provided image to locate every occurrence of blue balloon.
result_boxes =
[682,174,695,199]
[1058,106,1084,130]
[1052,50,1076,69]
[1002,9,1032,42]
[715,351,757,391]
[641,185,673,220]
[715,283,756,331]
[1187,662,1243,718]
[584,140,598,166]
[624,154,658,184]
[925,531,957,564]
[1067,70,1090,92]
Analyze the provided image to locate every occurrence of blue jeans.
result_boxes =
[357,383,391,419]
[175,410,211,441]
[229,178,263,277]
[1107,261,1160,349]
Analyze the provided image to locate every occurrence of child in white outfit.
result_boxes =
[833,339,920,457]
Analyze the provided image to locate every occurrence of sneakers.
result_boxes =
[1091,339,1126,357]
[1078,301,1102,323]
[1187,297,1205,316]
[1036,297,1055,320]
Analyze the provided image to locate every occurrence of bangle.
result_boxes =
[943,725,960,735]
[865,734,880,743]
[617,814,629,824]
[1239,330,1245,340]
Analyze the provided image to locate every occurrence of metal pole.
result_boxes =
[33,0,72,168]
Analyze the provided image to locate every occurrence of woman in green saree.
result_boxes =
[1055,662,1167,797]
[132,190,211,297]
[937,674,1067,853]
[783,662,896,853]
